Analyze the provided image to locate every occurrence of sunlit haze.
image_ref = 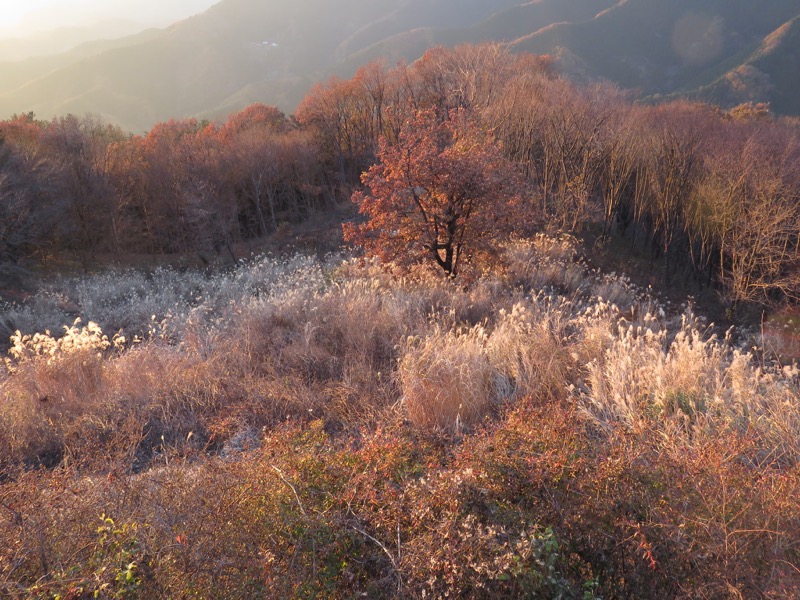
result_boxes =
[0,0,219,37]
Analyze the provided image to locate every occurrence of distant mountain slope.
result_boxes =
[0,19,147,61]
[510,0,800,94]
[685,15,800,115]
[0,0,522,131]
[0,0,798,132]
[330,0,619,83]
[454,0,619,45]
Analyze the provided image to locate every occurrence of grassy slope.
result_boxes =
[1,238,799,597]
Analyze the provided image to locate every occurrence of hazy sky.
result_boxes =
[0,0,219,36]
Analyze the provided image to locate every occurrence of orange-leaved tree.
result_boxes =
[344,110,526,277]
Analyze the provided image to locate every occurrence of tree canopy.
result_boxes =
[344,110,527,277]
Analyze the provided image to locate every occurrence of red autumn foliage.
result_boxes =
[344,109,529,277]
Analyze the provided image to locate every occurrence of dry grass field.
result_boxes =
[1,236,798,598]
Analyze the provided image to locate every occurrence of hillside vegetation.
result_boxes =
[2,240,799,598]
[3,45,799,312]
[1,43,800,598]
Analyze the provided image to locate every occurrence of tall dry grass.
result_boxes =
[399,324,494,431]
[2,236,799,597]
[581,310,800,464]
[4,237,798,463]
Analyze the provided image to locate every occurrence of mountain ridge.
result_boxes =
[0,0,797,132]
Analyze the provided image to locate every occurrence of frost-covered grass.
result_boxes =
[1,237,799,598]
[2,239,798,464]
[1,253,329,346]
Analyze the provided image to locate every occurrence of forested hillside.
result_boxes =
[3,45,798,311]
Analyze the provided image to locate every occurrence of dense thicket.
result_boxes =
[0,106,324,272]
[2,43,799,307]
